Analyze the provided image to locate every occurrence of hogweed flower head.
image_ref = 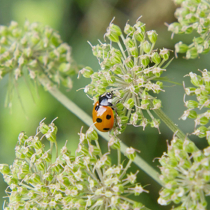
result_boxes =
[0,20,77,107]
[169,0,210,59]
[79,18,172,133]
[158,134,210,210]
[181,69,210,143]
[1,119,148,210]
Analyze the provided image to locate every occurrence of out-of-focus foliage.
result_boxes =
[169,0,210,59]
[0,20,76,109]
[0,0,210,209]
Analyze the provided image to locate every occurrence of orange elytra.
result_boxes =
[92,93,114,132]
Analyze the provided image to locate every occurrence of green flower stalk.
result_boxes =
[79,18,172,133]
[181,69,210,143]
[158,134,210,210]
[169,0,210,59]
[0,21,77,107]
[1,119,148,210]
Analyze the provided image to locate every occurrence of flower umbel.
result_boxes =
[80,18,171,133]
[0,120,148,210]
[0,21,77,107]
[169,0,210,59]
[181,69,210,143]
[158,134,210,210]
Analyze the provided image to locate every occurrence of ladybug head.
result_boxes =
[99,92,113,106]
[105,92,113,99]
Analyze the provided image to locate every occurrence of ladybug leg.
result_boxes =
[95,105,100,111]
[106,102,114,110]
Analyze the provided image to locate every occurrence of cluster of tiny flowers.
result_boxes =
[0,119,148,210]
[180,69,210,143]
[0,21,77,106]
[79,18,171,133]
[169,0,210,59]
[158,134,210,210]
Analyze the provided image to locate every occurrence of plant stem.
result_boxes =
[38,75,163,186]
[153,109,186,140]
[39,75,93,127]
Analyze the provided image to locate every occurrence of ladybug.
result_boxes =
[92,92,114,132]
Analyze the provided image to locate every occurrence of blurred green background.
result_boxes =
[0,0,209,209]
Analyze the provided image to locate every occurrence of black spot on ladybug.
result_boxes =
[103,128,110,131]
[96,118,102,123]
[95,105,100,111]
[106,114,111,120]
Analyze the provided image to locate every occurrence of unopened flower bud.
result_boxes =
[119,116,129,124]
[168,22,181,34]
[0,164,10,175]
[129,46,138,57]
[124,57,134,68]
[199,116,209,125]
[134,30,144,42]
[175,42,189,53]
[141,99,150,109]
[140,55,150,67]
[80,66,94,78]
[186,47,198,59]
[142,41,152,53]
[39,122,50,134]
[124,98,134,109]
[185,100,198,109]
[86,127,98,141]
[109,23,122,36]
[124,23,135,36]
[58,63,71,73]
[147,30,158,43]
[188,110,197,119]
[183,139,197,153]
[193,126,208,138]
[108,136,121,150]
[125,38,135,48]
[125,147,136,160]
[151,52,161,64]
[111,65,122,74]
[18,132,28,145]
[134,21,145,33]
[105,29,119,42]
[160,48,170,60]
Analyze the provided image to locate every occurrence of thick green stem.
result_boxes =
[153,109,186,140]
[38,75,163,186]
